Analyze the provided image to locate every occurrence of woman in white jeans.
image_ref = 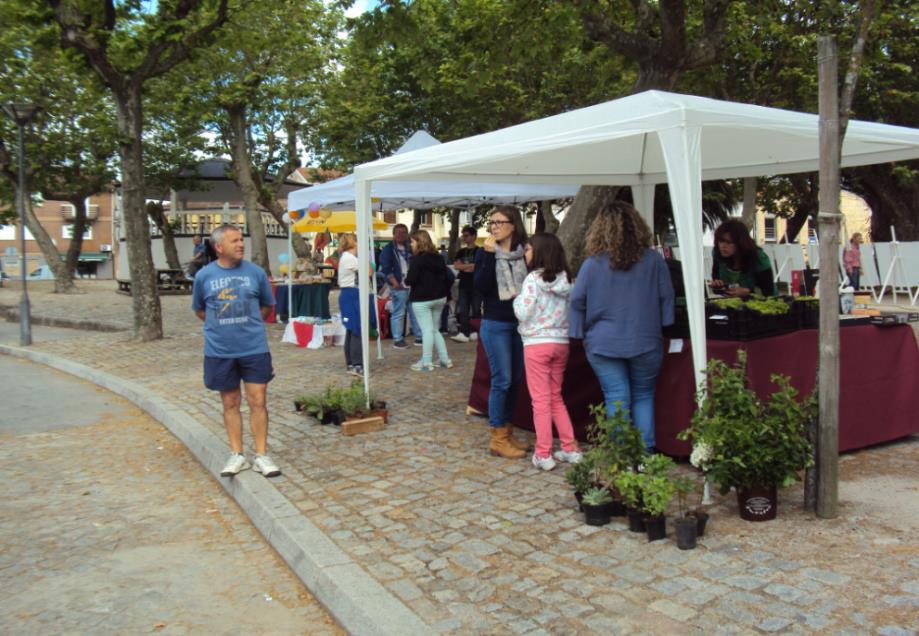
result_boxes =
[404,230,452,371]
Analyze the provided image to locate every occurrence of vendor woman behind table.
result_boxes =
[569,201,674,451]
[474,205,530,460]
[710,220,776,297]
[337,233,366,378]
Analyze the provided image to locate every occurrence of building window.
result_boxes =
[764,215,777,243]
[62,225,93,239]
[419,212,432,227]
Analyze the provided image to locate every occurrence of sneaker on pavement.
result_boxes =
[347,366,362,377]
[469,332,478,341]
[531,454,557,471]
[410,360,434,372]
[451,333,470,343]
[439,360,454,369]
[553,448,583,464]
[220,452,249,476]
[413,339,423,347]
[392,340,409,349]
[253,454,281,477]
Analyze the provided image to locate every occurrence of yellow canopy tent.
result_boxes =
[292,211,389,234]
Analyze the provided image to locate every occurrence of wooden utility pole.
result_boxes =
[816,36,841,518]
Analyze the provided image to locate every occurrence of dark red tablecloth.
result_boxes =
[467,325,919,454]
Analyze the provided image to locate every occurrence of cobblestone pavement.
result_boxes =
[3,281,919,635]
[0,355,342,635]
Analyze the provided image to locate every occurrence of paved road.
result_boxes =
[0,353,342,635]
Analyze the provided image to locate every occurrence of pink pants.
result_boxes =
[523,342,577,457]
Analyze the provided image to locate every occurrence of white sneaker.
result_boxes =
[220,452,249,476]
[531,454,557,471]
[410,360,434,372]
[253,454,281,477]
[470,332,478,341]
[553,449,583,464]
[439,360,454,369]
[450,333,470,343]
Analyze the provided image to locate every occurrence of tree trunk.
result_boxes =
[411,210,423,232]
[117,89,163,340]
[19,195,77,293]
[227,105,270,275]
[538,200,560,234]
[740,177,757,230]
[146,201,182,270]
[557,186,621,273]
[260,190,312,259]
[850,163,919,241]
[447,209,460,259]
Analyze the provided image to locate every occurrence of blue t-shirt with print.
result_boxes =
[191,260,275,358]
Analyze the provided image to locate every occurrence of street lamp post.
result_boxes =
[2,103,40,346]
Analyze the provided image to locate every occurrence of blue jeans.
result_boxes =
[390,288,421,342]
[411,298,450,365]
[480,319,523,427]
[586,344,663,449]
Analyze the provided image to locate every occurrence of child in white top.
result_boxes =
[512,233,582,471]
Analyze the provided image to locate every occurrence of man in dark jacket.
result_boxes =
[379,224,422,348]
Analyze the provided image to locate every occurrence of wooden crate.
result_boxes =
[341,415,385,436]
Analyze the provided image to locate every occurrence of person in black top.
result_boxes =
[474,205,530,459]
[404,230,453,372]
[451,225,481,343]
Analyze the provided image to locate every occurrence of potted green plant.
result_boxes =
[581,486,612,526]
[564,452,596,511]
[612,469,645,533]
[639,454,677,542]
[586,403,647,515]
[679,351,815,521]
[673,475,700,549]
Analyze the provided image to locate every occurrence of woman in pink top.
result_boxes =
[843,232,863,289]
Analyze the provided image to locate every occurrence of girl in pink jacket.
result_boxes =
[513,233,582,471]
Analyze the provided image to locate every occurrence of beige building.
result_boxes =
[754,191,871,246]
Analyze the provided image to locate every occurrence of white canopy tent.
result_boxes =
[287,131,578,212]
[351,90,919,396]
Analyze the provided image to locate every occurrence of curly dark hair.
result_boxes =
[584,201,652,270]
[527,232,571,283]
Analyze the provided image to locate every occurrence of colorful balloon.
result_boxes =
[308,201,321,212]
[308,209,320,219]
[319,209,332,220]
[279,263,289,275]
[289,209,303,221]
[278,252,289,264]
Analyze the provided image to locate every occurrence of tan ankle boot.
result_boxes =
[489,426,526,459]
[504,423,530,451]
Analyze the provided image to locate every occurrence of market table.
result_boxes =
[467,324,919,454]
[273,282,332,322]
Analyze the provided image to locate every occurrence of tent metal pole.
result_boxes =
[287,222,293,323]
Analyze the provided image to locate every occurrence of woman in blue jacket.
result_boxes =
[569,201,674,450]
[474,205,530,459]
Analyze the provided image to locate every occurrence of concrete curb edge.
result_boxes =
[0,344,433,636]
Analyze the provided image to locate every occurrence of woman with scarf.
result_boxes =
[474,206,530,459]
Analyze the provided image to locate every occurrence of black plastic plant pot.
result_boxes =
[674,517,698,550]
[690,511,710,537]
[644,515,667,542]
[609,499,627,517]
[737,484,777,521]
[626,508,646,532]
[583,502,611,526]
[321,410,343,426]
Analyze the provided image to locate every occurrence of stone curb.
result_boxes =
[0,305,126,333]
[0,344,433,636]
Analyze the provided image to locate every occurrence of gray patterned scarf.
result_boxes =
[495,244,528,300]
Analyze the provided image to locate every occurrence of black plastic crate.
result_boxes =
[705,305,797,340]
[791,299,819,329]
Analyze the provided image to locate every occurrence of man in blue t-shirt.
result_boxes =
[192,224,281,478]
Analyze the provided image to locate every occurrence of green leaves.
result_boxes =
[683,351,815,493]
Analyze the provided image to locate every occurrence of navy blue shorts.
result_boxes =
[204,352,274,392]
